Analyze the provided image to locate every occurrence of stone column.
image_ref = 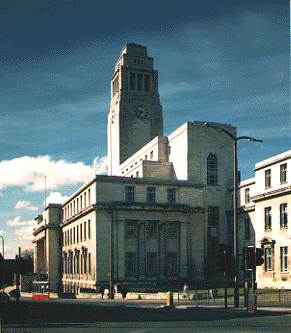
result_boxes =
[180,222,188,278]
[118,220,125,280]
[159,221,167,280]
[138,221,146,281]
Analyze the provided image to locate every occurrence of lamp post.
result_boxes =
[0,236,4,293]
[204,123,262,308]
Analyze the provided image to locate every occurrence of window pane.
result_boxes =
[147,187,155,202]
[207,154,218,185]
[125,186,135,202]
[130,73,135,90]
[167,189,176,203]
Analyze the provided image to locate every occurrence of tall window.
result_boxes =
[125,186,135,202]
[80,195,83,210]
[125,221,136,238]
[88,220,91,239]
[167,224,178,239]
[265,207,272,230]
[73,227,76,244]
[84,222,87,240]
[77,225,79,243]
[130,73,135,90]
[147,252,157,274]
[265,169,271,188]
[88,253,91,274]
[80,223,83,242]
[125,252,136,275]
[83,252,87,274]
[88,189,91,205]
[245,188,250,204]
[147,187,155,203]
[207,153,218,185]
[167,188,176,203]
[280,163,287,184]
[144,74,150,92]
[244,218,250,240]
[265,248,272,271]
[146,221,157,238]
[207,206,219,256]
[280,203,288,228]
[84,193,87,207]
[165,252,177,277]
[281,247,288,272]
[208,206,219,226]
[77,198,79,212]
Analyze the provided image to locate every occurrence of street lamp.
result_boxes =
[204,123,262,308]
[0,236,4,293]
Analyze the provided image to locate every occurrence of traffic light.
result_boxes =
[246,246,256,270]
[256,248,264,266]
[218,244,232,273]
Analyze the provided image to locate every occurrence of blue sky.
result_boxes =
[0,0,290,258]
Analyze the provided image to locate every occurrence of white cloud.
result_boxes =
[7,216,36,227]
[0,155,107,192]
[93,156,108,175]
[15,225,36,241]
[45,191,69,205]
[14,200,38,211]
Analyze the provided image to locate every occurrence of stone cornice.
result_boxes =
[253,154,290,171]
[33,223,61,236]
[61,205,94,227]
[250,186,291,202]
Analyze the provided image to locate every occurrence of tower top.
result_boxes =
[120,43,148,58]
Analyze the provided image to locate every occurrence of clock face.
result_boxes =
[135,106,148,120]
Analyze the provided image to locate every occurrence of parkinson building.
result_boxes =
[33,43,237,293]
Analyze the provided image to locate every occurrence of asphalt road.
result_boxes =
[2,298,291,333]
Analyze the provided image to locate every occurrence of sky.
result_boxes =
[0,0,290,258]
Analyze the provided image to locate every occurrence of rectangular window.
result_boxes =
[130,73,135,90]
[70,229,72,245]
[166,252,177,277]
[136,171,139,178]
[146,221,157,239]
[88,253,91,274]
[167,224,178,239]
[265,169,271,188]
[84,222,87,240]
[84,193,87,207]
[84,252,87,274]
[125,252,136,275]
[281,247,288,272]
[77,198,79,212]
[280,163,287,184]
[150,151,153,159]
[208,206,219,226]
[88,189,91,205]
[144,74,150,92]
[265,207,272,230]
[137,74,143,91]
[147,252,157,274]
[63,232,66,246]
[80,223,83,242]
[168,146,171,155]
[265,248,272,271]
[73,227,76,244]
[125,186,135,202]
[125,221,136,238]
[167,188,176,203]
[280,203,288,228]
[77,225,79,243]
[245,188,250,204]
[73,201,75,214]
[244,218,250,240]
[147,187,156,203]
[80,195,82,210]
[88,220,91,239]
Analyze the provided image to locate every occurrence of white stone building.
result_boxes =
[238,150,291,289]
[33,43,242,293]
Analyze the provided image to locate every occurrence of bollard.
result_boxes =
[167,291,173,306]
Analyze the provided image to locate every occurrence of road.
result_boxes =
[1,297,291,332]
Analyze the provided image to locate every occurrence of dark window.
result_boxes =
[84,222,87,240]
[147,252,157,274]
[167,224,178,239]
[280,203,288,228]
[165,252,177,277]
[207,153,218,185]
[125,221,136,238]
[147,187,155,203]
[167,189,176,203]
[145,74,150,92]
[83,252,87,274]
[146,221,157,238]
[281,247,288,272]
[208,206,219,226]
[245,188,250,204]
[125,186,135,202]
[265,248,272,271]
[88,253,91,274]
[130,73,135,90]
[73,227,76,244]
[77,225,79,243]
[80,223,83,241]
[137,74,143,91]
[244,218,250,240]
[125,252,136,275]
[265,207,272,231]
[88,220,91,239]
[280,163,287,184]
[265,169,271,188]
[150,151,153,159]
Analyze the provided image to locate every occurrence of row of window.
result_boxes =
[265,163,287,189]
[64,189,91,220]
[125,186,176,204]
[63,220,91,246]
[265,203,288,231]
[125,221,178,239]
[63,251,91,275]
[264,246,288,273]
[130,73,151,92]
[125,251,177,276]
[122,151,154,176]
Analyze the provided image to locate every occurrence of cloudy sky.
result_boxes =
[1,0,289,258]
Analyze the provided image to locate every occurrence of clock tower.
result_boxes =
[108,43,163,175]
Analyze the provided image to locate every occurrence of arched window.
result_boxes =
[207,153,218,185]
